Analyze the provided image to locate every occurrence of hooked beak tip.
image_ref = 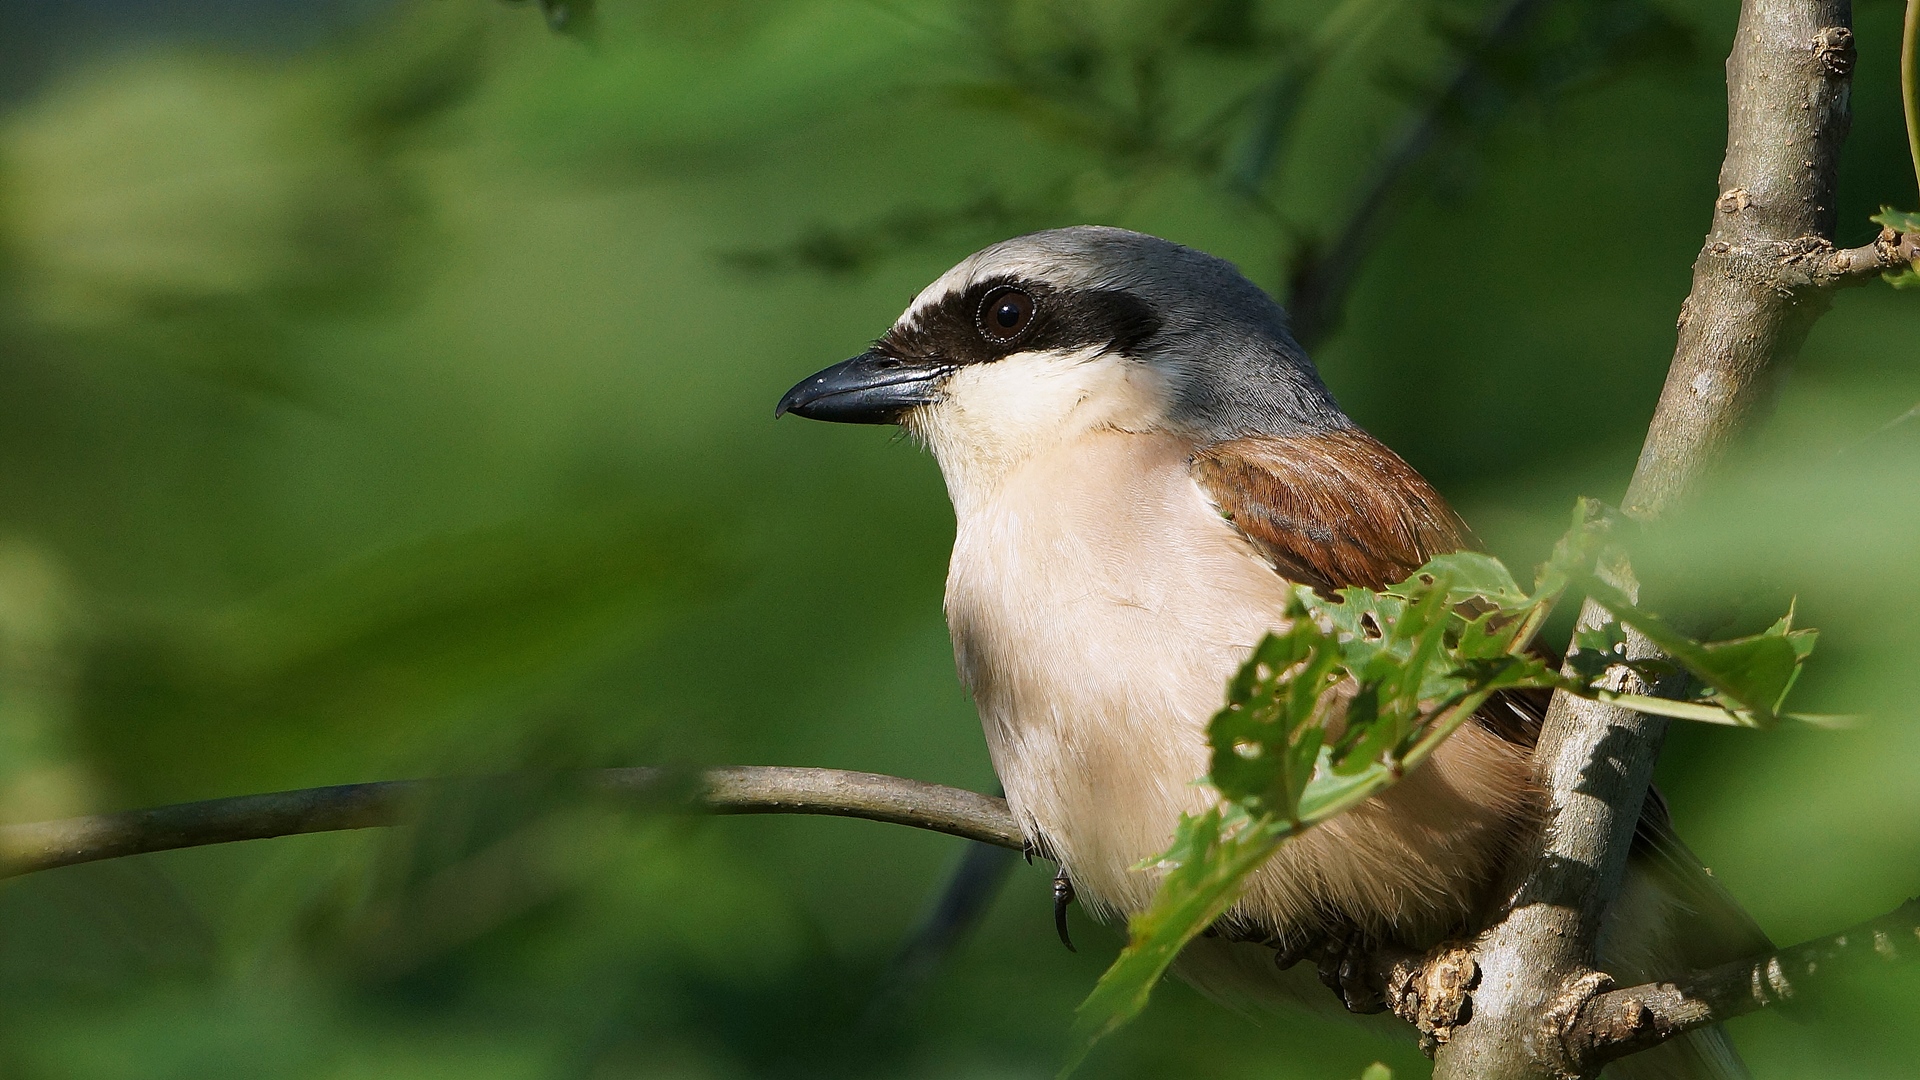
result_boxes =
[775,352,945,425]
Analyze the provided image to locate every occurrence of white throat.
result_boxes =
[904,348,1170,518]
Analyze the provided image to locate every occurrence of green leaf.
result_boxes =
[1530,498,1616,604]
[1359,1065,1395,1080]
[1883,266,1920,289]
[1205,624,1343,814]
[1568,620,1625,682]
[1297,751,1394,820]
[1389,551,1528,609]
[1456,608,1523,660]
[1315,586,1406,647]
[1870,206,1920,233]
[1060,811,1292,1077]
[1594,691,1764,727]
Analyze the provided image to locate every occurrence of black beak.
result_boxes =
[775,351,948,424]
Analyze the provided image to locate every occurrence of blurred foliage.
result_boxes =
[0,1,1915,1079]
[722,0,1700,336]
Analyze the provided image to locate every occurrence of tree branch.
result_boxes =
[0,767,1023,880]
[1807,226,1920,285]
[1363,896,1920,1069]
[1565,897,1920,1070]
[1434,3,1859,1078]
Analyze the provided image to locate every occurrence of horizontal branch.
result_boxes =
[1799,226,1920,288]
[1563,897,1920,1071]
[0,766,1024,879]
[5,760,1915,1072]
[1682,226,1920,298]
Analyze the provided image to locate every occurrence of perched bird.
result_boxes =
[778,227,1764,1079]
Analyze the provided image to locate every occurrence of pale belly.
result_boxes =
[942,431,1534,947]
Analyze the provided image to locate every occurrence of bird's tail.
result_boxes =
[1603,1025,1748,1080]
[1596,791,1770,1080]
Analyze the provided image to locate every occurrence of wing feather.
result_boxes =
[1189,429,1470,593]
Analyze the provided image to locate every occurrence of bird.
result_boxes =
[777,226,1766,1079]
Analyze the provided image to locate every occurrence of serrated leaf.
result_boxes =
[1315,586,1406,649]
[1389,552,1528,608]
[1568,620,1626,681]
[1205,624,1344,814]
[1457,608,1523,659]
[1297,752,1393,820]
[1870,206,1920,233]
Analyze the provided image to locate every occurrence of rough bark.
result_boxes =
[1433,3,1861,1078]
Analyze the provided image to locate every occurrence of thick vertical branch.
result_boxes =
[1434,3,1857,1078]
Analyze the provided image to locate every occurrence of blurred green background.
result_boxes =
[0,1,1917,1077]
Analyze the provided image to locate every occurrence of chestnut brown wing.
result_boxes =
[1189,428,1472,593]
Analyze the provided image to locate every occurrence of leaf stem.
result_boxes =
[1905,0,1920,202]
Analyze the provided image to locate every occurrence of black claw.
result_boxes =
[1311,925,1386,1015]
[1052,867,1076,952]
[1272,931,1323,971]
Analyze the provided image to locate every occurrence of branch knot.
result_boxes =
[1540,969,1617,1080]
[1811,26,1854,75]
[1386,942,1481,1056]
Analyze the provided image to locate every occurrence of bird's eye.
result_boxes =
[978,288,1035,343]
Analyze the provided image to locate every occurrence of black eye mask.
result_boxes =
[875,277,1162,368]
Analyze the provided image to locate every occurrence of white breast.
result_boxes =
[944,430,1290,917]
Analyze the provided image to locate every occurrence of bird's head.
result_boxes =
[776,226,1349,498]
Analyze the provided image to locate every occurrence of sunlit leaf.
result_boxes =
[1060,811,1292,1077]
[1391,551,1528,609]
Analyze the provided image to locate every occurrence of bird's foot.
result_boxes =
[1273,929,1480,1051]
[1052,866,1077,952]
[1269,928,1325,971]
[1312,925,1388,1015]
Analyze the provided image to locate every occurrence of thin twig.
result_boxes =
[0,767,1023,880]
[1564,898,1920,1070]
[1903,0,1919,201]
[1286,0,1547,347]
[1799,228,1920,287]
